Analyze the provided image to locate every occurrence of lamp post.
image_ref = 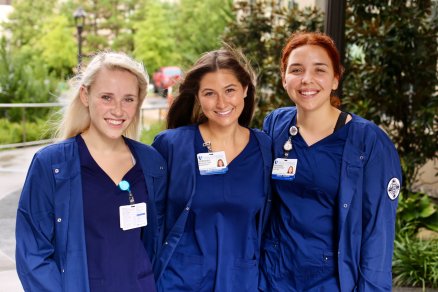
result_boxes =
[73,7,86,67]
[324,0,346,98]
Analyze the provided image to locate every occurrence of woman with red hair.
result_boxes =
[260,32,402,291]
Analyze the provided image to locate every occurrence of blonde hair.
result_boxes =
[55,51,149,140]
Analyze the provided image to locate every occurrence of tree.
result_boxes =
[133,0,180,74]
[176,0,234,66]
[344,0,438,187]
[223,1,323,127]
[35,15,77,78]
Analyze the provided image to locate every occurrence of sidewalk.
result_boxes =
[0,145,42,292]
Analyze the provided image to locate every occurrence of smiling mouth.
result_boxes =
[299,90,319,96]
[106,119,124,125]
[214,109,233,116]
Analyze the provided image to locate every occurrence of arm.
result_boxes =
[358,132,401,291]
[15,153,62,291]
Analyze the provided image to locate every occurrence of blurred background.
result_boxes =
[0,0,436,290]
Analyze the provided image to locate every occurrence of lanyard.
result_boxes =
[283,125,299,158]
[118,180,135,205]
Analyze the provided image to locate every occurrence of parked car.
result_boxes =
[152,66,182,96]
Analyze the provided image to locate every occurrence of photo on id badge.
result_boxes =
[197,151,228,175]
[272,158,297,181]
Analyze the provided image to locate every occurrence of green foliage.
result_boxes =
[133,0,180,74]
[344,0,438,188]
[397,191,438,234]
[0,39,60,122]
[393,232,438,289]
[0,118,52,144]
[4,0,57,49]
[222,1,324,128]
[63,0,143,53]
[393,190,438,289]
[140,121,165,145]
[35,15,77,78]
[176,0,234,66]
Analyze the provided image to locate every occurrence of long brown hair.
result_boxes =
[167,45,257,129]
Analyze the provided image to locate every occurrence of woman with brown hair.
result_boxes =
[152,45,272,291]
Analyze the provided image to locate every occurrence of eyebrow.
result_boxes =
[200,83,238,92]
[288,62,329,67]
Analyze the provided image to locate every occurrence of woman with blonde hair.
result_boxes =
[16,52,166,292]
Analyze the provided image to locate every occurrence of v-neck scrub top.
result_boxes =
[270,115,350,291]
[152,125,273,292]
[77,135,155,292]
[260,107,402,291]
[160,128,264,291]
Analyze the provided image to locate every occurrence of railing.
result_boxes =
[0,102,168,150]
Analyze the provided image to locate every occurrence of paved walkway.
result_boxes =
[0,145,40,292]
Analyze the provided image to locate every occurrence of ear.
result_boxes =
[243,86,248,97]
[79,86,89,107]
[332,76,339,91]
[282,76,287,89]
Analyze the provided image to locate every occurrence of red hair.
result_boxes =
[281,31,344,108]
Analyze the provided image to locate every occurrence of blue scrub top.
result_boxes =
[272,117,351,291]
[159,128,265,292]
[77,135,155,292]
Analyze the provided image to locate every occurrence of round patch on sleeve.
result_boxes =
[387,178,401,200]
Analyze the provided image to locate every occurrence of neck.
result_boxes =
[296,105,340,135]
[81,129,125,154]
[199,122,246,151]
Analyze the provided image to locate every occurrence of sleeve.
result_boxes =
[15,153,62,292]
[151,132,171,258]
[357,132,402,291]
[262,111,274,136]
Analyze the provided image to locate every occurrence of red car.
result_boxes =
[152,66,182,94]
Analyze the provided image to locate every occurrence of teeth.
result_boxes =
[107,119,123,125]
[216,109,232,115]
[301,90,318,96]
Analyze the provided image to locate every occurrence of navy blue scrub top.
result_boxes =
[160,128,265,292]
[273,117,351,290]
[77,135,155,292]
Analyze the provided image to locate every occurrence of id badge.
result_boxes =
[119,202,147,231]
[272,158,297,181]
[197,151,228,175]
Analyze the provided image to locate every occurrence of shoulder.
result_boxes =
[263,106,296,136]
[347,114,400,165]
[250,128,272,147]
[33,137,78,162]
[125,138,167,177]
[348,114,396,147]
[265,107,296,122]
[153,125,197,145]
[125,138,165,163]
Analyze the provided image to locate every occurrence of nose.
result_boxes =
[111,100,123,116]
[216,93,226,108]
[301,70,313,84]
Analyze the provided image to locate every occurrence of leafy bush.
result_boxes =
[0,38,60,122]
[140,121,165,145]
[397,191,438,235]
[0,118,52,144]
[393,232,438,289]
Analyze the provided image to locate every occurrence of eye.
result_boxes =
[225,88,236,94]
[124,96,136,103]
[316,67,327,73]
[289,67,303,74]
[203,91,215,97]
[101,95,111,101]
